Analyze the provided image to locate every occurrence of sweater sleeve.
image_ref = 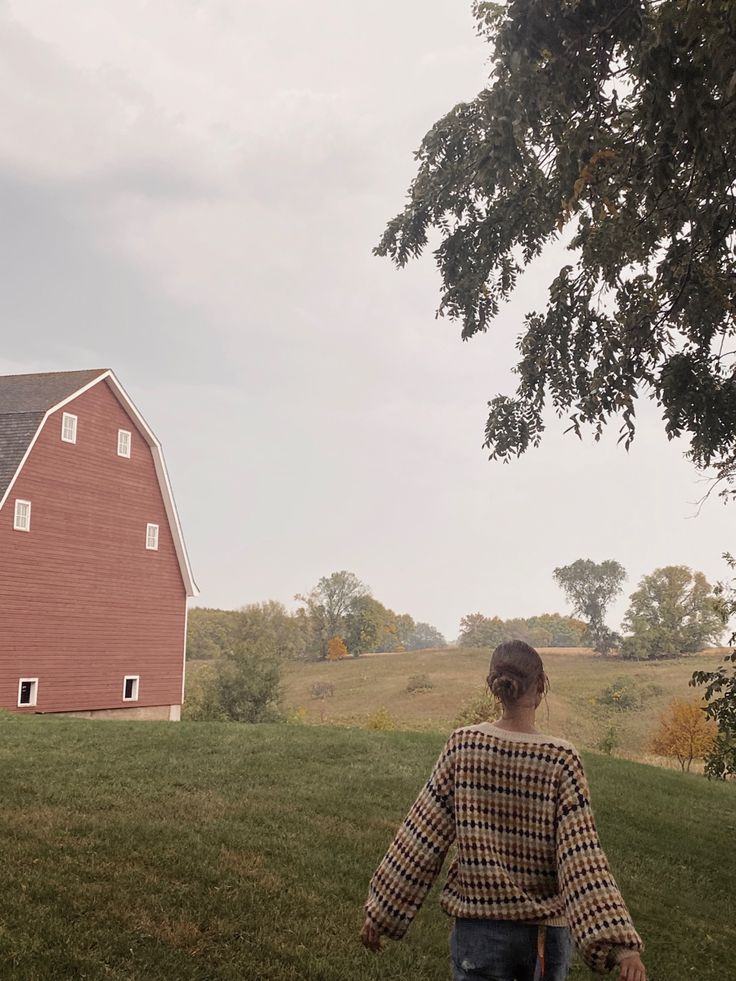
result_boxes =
[555,751,643,974]
[364,735,457,939]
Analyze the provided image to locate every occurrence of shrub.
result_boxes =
[365,708,396,731]
[327,637,350,661]
[597,677,643,711]
[185,647,283,723]
[310,682,335,700]
[455,687,500,727]
[406,674,434,694]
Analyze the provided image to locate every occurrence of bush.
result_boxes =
[185,647,283,723]
[310,682,335,700]
[327,637,350,661]
[365,708,396,731]
[455,687,500,727]
[597,677,644,711]
[405,674,434,694]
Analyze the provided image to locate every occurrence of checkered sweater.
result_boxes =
[365,723,643,974]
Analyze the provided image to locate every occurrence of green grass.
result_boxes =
[0,714,733,980]
[275,647,727,761]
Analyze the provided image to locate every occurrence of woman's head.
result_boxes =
[488,640,549,708]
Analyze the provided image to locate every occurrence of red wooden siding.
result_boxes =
[0,380,186,713]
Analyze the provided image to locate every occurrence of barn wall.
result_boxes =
[0,380,187,714]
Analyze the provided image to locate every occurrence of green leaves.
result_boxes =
[377,0,736,468]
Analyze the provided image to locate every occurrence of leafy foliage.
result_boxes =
[187,646,283,723]
[364,707,397,731]
[405,674,434,694]
[376,0,736,473]
[649,699,718,772]
[455,687,500,727]
[187,603,307,661]
[597,676,653,712]
[296,571,370,658]
[690,555,736,778]
[186,607,241,660]
[621,565,723,659]
[406,621,447,650]
[553,559,627,653]
[458,611,588,648]
[326,636,350,661]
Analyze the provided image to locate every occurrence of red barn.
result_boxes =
[0,369,198,720]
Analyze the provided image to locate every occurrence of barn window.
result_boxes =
[123,675,139,701]
[117,429,131,458]
[146,523,159,550]
[61,412,77,443]
[13,500,31,532]
[18,678,38,707]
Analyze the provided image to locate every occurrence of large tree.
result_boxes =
[621,565,723,658]
[553,559,627,653]
[296,570,370,657]
[376,1,736,475]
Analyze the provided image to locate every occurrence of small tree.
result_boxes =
[326,636,350,661]
[553,559,626,654]
[649,700,718,772]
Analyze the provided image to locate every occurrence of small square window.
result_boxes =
[117,429,131,458]
[18,678,38,707]
[123,675,139,701]
[61,412,77,443]
[146,523,159,550]
[13,500,31,532]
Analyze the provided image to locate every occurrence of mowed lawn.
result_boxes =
[0,715,734,980]
[279,647,727,759]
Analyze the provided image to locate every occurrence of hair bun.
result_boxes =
[490,673,522,702]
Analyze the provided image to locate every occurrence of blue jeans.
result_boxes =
[450,919,573,981]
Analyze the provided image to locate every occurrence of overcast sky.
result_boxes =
[0,0,731,640]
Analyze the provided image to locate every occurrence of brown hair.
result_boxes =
[488,640,549,705]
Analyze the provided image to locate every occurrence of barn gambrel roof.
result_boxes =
[0,369,198,596]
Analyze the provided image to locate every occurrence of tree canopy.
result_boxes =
[621,565,723,658]
[458,611,587,649]
[376,1,736,473]
[553,558,627,653]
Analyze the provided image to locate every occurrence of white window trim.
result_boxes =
[18,678,38,707]
[13,499,31,532]
[117,429,131,458]
[146,523,159,551]
[123,675,140,701]
[61,412,78,443]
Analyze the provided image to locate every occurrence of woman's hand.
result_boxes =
[360,918,384,953]
[618,953,646,980]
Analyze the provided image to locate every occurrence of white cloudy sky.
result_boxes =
[0,0,731,639]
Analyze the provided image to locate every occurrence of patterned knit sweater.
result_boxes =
[365,723,643,974]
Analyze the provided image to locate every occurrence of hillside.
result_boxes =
[280,647,726,761]
[0,714,734,980]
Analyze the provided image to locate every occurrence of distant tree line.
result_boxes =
[462,558,724,660]
[458,613,587,650]
[186,570,447,663]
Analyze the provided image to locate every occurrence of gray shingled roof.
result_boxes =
[0,369,107,503]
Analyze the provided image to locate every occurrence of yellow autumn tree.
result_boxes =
[326,636,350,661]
[649,700,718,772]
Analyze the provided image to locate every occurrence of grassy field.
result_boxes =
[0,713,734,980]
[277,647,727,761]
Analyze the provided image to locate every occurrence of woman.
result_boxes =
[360,640,646,980]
